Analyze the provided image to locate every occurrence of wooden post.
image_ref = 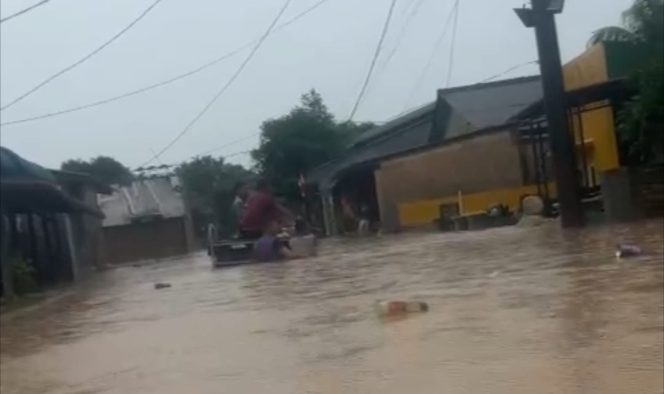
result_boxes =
[62,214,79,282]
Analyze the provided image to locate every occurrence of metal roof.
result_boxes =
[0,146,56,183]
[0,147,103,216]
[351,102,437,147]
[308,109,436,186]
[438,75,542,132]
[51,169,113,194]
[99,177,186,227]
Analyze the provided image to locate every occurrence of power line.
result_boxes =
[0,0,164,112]
[347,0,398,121]
[0,0,53,24]
[444,0,460,88]
[137,149,253,171]
[138,0,293,169]
[193,132,261,158]
[0,0,332,127]
[400,0,458,114]
[380,0,426,69]
[0,48,243,127]
[479,60,538,83]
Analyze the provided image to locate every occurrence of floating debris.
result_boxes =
[375,301,429,317]
[615,244,643,259]
[154,283,172,290]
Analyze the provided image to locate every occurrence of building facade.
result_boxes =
[309,42,642,233]
[98,177,195,264]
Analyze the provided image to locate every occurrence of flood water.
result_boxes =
[1,220,663,394]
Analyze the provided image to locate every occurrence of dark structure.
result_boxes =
[0,147,108,298]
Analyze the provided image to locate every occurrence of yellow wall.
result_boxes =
[571,103,620,176]
[563,43,620,181]
[398,183,557,227]
[563,43,608,90]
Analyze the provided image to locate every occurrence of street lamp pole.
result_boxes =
[515,0,584,228]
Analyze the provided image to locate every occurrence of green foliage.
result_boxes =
[617,60,664,163]
[252,89,375,201]
[10,255,37,295]
[61,156,133,186]
[588,0,664,47]
[176,156,253,237]
[590,0,664,164]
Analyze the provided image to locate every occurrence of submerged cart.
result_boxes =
[206,224,289,267]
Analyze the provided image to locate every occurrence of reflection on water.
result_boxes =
[1,220,663,394]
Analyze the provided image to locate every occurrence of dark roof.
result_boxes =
[1,180,104,217]
[308,108,436,186]
[0,146,56,183]
[512,78,633,121]
[438,75,542,131]
[51,169,113,194]
[0,147,103,217]
[351,102,436,147]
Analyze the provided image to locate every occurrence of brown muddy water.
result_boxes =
[1,220,663,394]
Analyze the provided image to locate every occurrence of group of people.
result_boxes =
[231,179,300,262]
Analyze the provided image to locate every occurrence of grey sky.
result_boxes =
[1,0,631,170]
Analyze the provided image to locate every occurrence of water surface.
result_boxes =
[1,220,662,393]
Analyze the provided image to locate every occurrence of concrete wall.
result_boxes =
[375,130,527,228]
[102,218,189,264]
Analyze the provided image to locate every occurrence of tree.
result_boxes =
[588,0,663,48]
[589,0,664,163]
[176,156,253,237]
[252,89,375,200]
[61,156,133,185]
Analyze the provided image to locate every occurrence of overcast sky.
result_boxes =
[1,0,631,170]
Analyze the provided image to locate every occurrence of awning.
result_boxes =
[52,169,112,194]
[1,180,105,218]
[1,147,105,217]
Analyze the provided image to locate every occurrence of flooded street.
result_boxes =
[1,220,662,394]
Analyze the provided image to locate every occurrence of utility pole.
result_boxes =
[515,0,584,228]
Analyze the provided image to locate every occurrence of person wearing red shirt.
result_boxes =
[239,179,292,239]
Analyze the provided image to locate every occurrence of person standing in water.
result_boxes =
[239,179,292,239]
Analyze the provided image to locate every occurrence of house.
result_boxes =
[98,177,195,264]
[0,147,108,298]
[308,42,645,233]
[308,76,543,233]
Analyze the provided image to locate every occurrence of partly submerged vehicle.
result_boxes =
[206,224,290,267]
